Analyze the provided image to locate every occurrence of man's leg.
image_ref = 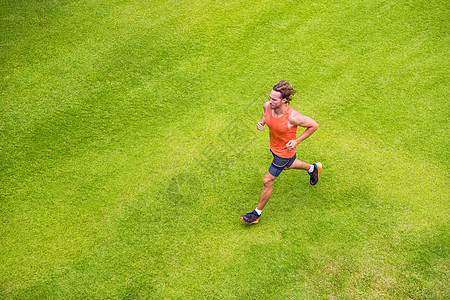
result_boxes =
[256,171,277,211]
[285,159,311,171]
[285,158,322,186]
[241,163,282,224]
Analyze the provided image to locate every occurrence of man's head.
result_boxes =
[272,80,296,104]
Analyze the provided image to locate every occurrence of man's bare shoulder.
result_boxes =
[289,107,304,120]
[263,101,270,111]
[289,107,310,126]
[289,107,318,128]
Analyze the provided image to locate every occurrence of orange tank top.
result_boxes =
[264,105,298,158]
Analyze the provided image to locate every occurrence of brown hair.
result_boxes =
[273,80,296,104]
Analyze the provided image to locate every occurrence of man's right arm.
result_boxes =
[257,102,269,131]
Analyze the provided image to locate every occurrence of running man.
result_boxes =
[240,80,322,225]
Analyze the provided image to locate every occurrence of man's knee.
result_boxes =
[263,174,276,186]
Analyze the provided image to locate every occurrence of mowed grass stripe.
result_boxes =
[1,0,280,177]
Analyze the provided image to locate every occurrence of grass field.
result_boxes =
[1,0,449,298]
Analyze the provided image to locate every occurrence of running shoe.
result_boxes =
[240,210,260,225]
[308,162,322,185]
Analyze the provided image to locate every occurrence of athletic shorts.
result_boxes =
[268,150,296,177]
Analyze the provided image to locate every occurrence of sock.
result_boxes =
[308,164,315,173]
[254,208,262,215]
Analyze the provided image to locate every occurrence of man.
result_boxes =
[240,80,322,225]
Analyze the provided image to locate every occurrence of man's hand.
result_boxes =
[286,140,299,151]
[257,122,265,131]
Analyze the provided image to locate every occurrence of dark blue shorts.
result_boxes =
[268,150,296,177]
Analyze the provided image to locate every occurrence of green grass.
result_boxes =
[1,0,448,298]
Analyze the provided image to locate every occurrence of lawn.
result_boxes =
[1,0,448,298]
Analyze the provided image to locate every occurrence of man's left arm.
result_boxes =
[286,112,318,150]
